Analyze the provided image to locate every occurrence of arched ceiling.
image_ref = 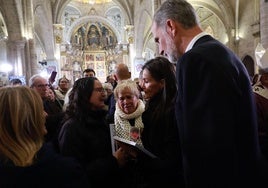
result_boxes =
[53,0,134,25]
[0,0,254,61]
[0,12,7,41]
[0,0,249,42]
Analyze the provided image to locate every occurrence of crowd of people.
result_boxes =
[1,0,268,187]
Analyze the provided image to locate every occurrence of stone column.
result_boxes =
[124,24,135,77]
[27,39,40,77]
[53,24,64,77]
[260,0,268,48]
[23,0,39,81]
[125,24,134,45]
[6,40,26,77]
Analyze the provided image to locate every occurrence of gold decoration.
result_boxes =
[128,37,134,44]
[55,35,62,43]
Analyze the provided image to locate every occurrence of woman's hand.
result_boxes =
[113,144,138,167]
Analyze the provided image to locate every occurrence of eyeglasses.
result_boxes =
[93,87,106,93]
[35,84,50,88]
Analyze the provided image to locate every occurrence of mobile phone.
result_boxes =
[49,71,57,84]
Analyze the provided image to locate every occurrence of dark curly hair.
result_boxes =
[64,77,98,121]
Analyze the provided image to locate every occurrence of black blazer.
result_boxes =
[175,35,264,187]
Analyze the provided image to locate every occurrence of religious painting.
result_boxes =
[96,62,105,69]
[72,22,117,51]
[73,61,82,72]
[87,25,100,48]
[60,56,67,70]
[85,54,94,61]
[84,51,107,83]
[96,53,105,61]
[107,60,117,75]
[85,62,95,70]
[97,69,105,77]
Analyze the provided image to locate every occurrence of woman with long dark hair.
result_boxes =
[58,77,127,188]
[139,56,184,187]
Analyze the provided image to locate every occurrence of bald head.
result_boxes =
[114,63,131,81]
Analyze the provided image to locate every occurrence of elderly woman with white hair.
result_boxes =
[113,80,145,146]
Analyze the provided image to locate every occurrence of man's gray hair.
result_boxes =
[28,74,43,88]
[153,0,199,29]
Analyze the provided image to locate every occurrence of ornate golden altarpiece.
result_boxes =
[60,22,127,83]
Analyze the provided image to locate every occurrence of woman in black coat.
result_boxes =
[139,57,185,188]
[58,77,127,188]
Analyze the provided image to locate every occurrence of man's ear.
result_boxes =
[166,19,176,38]
[114,74,118,81]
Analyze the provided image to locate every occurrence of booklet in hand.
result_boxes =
[113,135,157,158]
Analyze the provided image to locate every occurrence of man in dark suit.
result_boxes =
[151,0,266,187]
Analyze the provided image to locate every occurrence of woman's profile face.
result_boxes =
[89,80,106,110]
[141,68,164,100]
[117,87,139,114]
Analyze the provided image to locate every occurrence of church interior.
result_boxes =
[0,0,265,86]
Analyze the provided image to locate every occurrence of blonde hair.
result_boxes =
[0,86,46,166]
[113,80,140,101]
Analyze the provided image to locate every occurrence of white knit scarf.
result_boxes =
[114,99,145,146]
